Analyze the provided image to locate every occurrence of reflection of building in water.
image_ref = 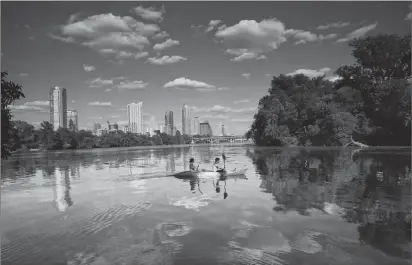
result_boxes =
[69,164,80,179]
[182,148,188,171]
[53,167,73,212]
[166,154,176,173]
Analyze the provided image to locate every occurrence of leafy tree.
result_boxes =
[182,134,191,144]
[69,119,76,132]
[248,33,411,147]
[151,134,162,145]
[1,72,25,159]
[53,131,64,150]
[175,130,182,144]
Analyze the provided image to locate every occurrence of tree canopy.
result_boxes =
[247,34,411,147]
[2,72,25,159]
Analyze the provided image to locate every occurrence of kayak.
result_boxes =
[172,169,247,179]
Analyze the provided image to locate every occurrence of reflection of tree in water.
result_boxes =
[339,150,411,259]
[247,148,340,215]
[246,147,411,259]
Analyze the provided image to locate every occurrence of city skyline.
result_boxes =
[2,2,410,135]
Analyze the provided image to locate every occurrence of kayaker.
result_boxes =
[213,158,225,173]
[189,158,196,172]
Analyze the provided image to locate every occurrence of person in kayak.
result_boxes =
[213,158,225,173]
[189,158,197,172]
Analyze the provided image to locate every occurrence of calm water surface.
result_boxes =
[1,146,411,265]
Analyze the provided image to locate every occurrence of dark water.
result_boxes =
[1,146,411,265]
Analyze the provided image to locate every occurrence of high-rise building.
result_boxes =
[165,111,174,135]
[200,121,213,136]
[158,124,165,133]
[149,116,156,133]
[192,117,200,135]
[221,124,226,136]
[67,110,78,132]
[127,102,143,134]
[93,122,101,135]
[182,104,192,135]
[49,86,67,130]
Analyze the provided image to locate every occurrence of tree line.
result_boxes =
[6,120,194,153]
[246,34,411,147]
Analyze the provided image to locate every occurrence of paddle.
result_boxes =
[222,153,226,169]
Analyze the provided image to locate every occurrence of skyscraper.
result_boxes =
[200,121,213,136]
[127,102,143,134]
[149,116,156,134]
[67,110,78,132]
[165,111,174,135]
[93,122,101,134]
[192,117,200,135]
[49,86,67,130]
[182,104,191,135]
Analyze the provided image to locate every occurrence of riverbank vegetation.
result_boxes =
[246,34,411,147]
[6,120,194,153]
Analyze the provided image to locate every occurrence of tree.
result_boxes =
[175,130,182,144]
[1,72,25,159]
[335,34,411,145]
[38,121,55,149]
[69,119,76,132]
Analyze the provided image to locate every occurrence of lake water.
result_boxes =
[1,146,411,265]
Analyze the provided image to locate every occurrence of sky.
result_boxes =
[2,1,411,135]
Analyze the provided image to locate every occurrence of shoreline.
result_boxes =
[8,142,255,156]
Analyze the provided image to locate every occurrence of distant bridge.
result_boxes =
[191,135,248,144]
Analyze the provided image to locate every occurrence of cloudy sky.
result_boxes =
[2,1,411,134]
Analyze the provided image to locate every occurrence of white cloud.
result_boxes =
[215,18,287,61]
[23,100,49,106]
[68,12,81,24]
[325,75,342,82]
[87,77,114,87]
[152,31,169,39]
[83,64,95,72]
[130,5,165,22]
[146,55,187,65]
[51,13,162,60]
[82,32,151,50]
[105,88,113,92]
[153,39,179,51]
[242,73,251,80]
[49,33,75,43]
[164,78,231,92]
[134,51,149,60]
[205,20,222,33]
[9,105,47,112]
[114,51,135,59]
[110,115,122,119]
[336,22,378,43]
[71,100,76,103]
[316,21,351,30]
[116,80,148,90]
[165,77,214,91]
[287,67,331,78]
[285,29,337,45]
[225,49,267,62]
[19,73,29,77]
[233,99,250,104]
[88,101,113,107]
